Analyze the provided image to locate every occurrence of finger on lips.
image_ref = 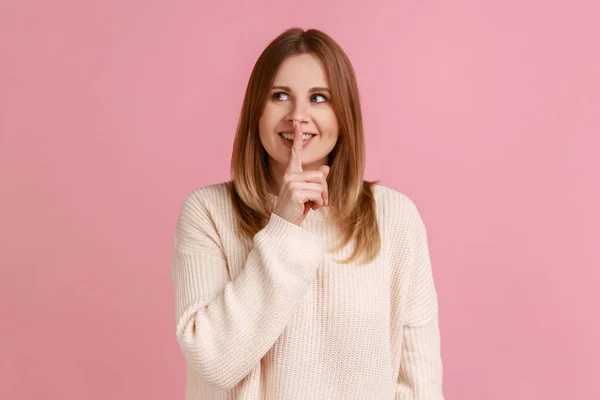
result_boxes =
[286,120,329,208]
[289,120,304,173]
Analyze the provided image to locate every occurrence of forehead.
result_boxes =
[273,53,328,88]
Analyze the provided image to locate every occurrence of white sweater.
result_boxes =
[171,181,444,399]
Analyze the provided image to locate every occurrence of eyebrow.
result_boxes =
[272,85,331,93]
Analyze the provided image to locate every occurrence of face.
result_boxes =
[258,53,339,175]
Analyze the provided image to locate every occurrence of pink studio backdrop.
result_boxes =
[1,1,598,399]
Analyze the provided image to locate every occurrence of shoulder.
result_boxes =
[371,183,421,221]
[176,181,234,229]
[173,181,233,255]
[179,181,232,213]
[371,183,429,247]
[172,181,234,259]
[181,181,231,207]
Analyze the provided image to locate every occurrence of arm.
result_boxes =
[396,317,443,399]
[391,199,444,399]
[171,190,325,390]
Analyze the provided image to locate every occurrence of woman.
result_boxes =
[171,27,444,399]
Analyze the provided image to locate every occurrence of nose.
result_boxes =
[286,98,309,124]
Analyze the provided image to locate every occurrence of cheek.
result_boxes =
[261,103,283,122]
[316,110,339,138]
[258,111,276,137]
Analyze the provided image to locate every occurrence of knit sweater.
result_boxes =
[170,181,444,400]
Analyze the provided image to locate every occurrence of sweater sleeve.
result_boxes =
[391,198,444,400]
[170,191,325,390]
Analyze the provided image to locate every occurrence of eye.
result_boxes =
[311,93,328,103]
[272,92,289,101]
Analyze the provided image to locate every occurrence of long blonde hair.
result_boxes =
[229,27,380,264]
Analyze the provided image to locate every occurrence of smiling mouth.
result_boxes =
[279,132,317,141]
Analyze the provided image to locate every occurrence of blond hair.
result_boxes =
[229,27,380,264]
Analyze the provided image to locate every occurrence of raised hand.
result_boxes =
[273,121,330,226]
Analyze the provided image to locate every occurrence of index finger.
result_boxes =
[285,120,304,173]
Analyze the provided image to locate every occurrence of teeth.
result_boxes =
[280,133,315,141]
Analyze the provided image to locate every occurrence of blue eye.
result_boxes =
[312,94,328,103]
[272,92,328,103]
[272,92,289,101]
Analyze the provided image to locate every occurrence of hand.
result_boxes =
[273,121,330,226]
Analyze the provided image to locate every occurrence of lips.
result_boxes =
[278,132,317,142]
[279,132,317,148]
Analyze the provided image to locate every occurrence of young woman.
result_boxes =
[171,27,444,400]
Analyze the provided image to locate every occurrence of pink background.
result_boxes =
[1,0,598,399]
